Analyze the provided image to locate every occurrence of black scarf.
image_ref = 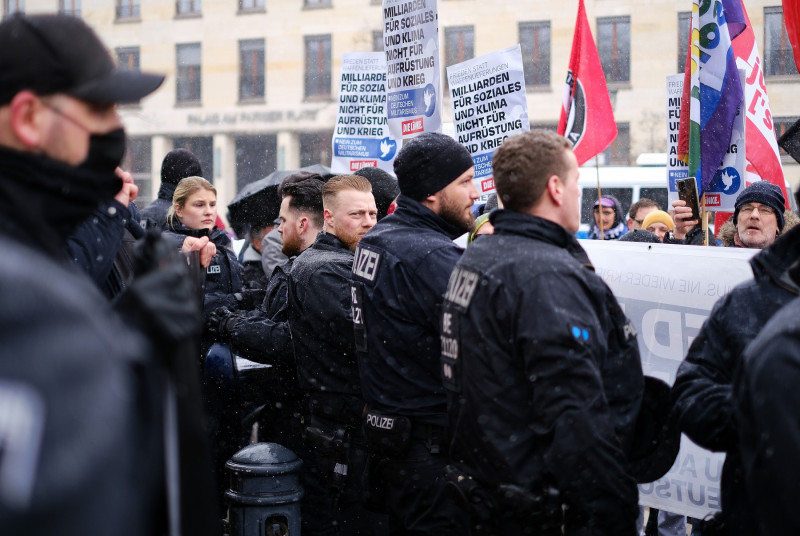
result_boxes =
[0,146,122,260]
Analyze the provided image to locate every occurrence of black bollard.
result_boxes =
[225,443,303,536]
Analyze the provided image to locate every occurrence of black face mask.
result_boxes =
[79,127,127,174]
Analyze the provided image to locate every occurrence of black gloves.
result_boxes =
[206,306,241,339]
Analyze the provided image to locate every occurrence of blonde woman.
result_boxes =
[164,176,244,314]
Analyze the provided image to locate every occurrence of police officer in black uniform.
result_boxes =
[288,174,381,535]
[350,132,478,535]
[440,130,643,535]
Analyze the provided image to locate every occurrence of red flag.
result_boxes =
[784,0,800,72]
[731,1,788,203]
[558,0,617,166]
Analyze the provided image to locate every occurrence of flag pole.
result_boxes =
[701,195,708,245]
[596,158,604,239]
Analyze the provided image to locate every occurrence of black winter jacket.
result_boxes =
[734,295,800,535]
[0,147,167,535]
[289,232,362,416]
[350,195,465,427]
[139,182,176,231]
[163,221,244,314]
[442,210,642,536]
[672,222,800,534]
[69,200,145,299]
[228,259,292,364]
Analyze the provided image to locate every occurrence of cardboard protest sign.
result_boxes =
[582,239,756,518]
[668,73,746,212]
[447,45,530,199]
[382,0,441,138]
[331,52,398,174]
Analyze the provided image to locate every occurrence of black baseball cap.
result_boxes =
[0,13,165,105]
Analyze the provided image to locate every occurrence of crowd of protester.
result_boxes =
[4,12,800,536]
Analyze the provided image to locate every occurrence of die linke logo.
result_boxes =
[402,118,424,135]
[350,160,377,171]
[481,177,495,192]
[704,194,721,207]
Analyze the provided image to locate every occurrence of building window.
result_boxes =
[176,0,201,15]
[239,0,264,10]
[597,16,630,83]
[116,47,140,71]
[59,0,81,16]
[765,7,799,77]
[519,21,550,87]
[4,0,24,14]
[176,43,202,104]
[124,137,152,206]
[173,137,214,183]
[299,131,332,167]
[445,26,474,91]
[304,34,332,99]
[116,0,139,19]
[774,116,800,159]
[235,135,277,191]
[445,25,474,67]
[678,11,691,73]
[373,30,383,53]
[239,39,265,101]
[599,122,631,165]
[304,0,331,7]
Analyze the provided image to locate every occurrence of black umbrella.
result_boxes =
[227,164,331,227]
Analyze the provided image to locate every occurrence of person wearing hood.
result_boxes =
[588,195,628,240]
[0,13,218,535]
[140,148,203,231]
[672,218,800,535]
[349,132,478,535]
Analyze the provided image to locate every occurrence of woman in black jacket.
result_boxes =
[163,176,244,315]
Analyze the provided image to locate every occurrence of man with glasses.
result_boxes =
[672,181,800,535]
[627,197,659,230]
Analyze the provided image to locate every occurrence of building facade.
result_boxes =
[6,0,800,210]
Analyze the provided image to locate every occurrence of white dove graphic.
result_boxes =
[720,170,734,191]
[380,139,394,158]
[423,87,434,114]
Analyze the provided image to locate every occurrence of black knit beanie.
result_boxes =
[354,166,400,220]
[393,132,474,201]
[733,181,785,230]
[161,148,203,186]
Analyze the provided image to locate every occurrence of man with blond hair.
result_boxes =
[288,174,381,535]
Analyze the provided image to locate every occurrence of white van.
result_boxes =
[577,165,670,238]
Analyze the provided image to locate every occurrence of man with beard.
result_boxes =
[207,175,324,450]
[0,13,216,535]
[349,132,478,535]
[287,174,381,535]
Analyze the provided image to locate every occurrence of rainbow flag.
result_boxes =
[678,0,745,195]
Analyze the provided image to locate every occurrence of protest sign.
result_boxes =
[447,45,530,199]
[582,239,756,518]
[667,73,746,211]
[331,52,398,174]
[382,0,441,139]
